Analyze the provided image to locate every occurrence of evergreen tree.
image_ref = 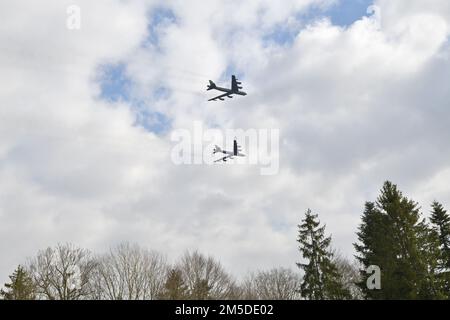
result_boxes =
[158,269,189,300]
[297,209,351,300]
[191,279,212,300]
[430,201,450,297]
[416,219,446,299]
[354,181,441,299]
[355,200,401,299]
[0,265,36,300]
[430,202,450,269]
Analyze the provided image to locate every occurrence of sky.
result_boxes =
[1,0,450,285]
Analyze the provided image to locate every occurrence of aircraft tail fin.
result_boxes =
[207,80,216,91]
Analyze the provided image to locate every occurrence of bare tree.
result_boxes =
[333,251,363,300]
[240,268,301,300]
[91,243,168,300]
[177,251,237,300]
[27,243,97,300]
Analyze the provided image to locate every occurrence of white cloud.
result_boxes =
[1,0,450,285]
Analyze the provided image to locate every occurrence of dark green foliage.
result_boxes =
[159,269,189,300]
[354,181,445,299]
[430,202,450,269]
[430,201,450,297]
[297,209,351,300]
[191,279,212,300]
[0,265,36,300]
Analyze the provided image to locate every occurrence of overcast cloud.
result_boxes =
[1,0,449,284]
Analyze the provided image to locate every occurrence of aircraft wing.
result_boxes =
[232,75,243,92]
[214,155,233,162]
[208,92,233,102]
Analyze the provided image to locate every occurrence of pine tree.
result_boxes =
[416,219,447,299]
[354,181,441,299]
[355,200,399,299]
[0,265,36,300]
[430,202,450,269]
[191,279,212,300]
[297,209,351,300]
[430,201,450,297]
[158,269,188,300]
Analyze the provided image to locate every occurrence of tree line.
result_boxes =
[1,181,449,300]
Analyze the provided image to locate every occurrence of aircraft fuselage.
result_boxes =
[219,150,245,157]
[214,86,247,96]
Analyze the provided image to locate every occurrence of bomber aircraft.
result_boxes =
[213,139,246,162]
[207,75,247,101]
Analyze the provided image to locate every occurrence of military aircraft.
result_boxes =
[207,75,247,101]
[213,139,246,162]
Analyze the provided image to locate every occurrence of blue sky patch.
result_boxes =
[263,24,299,46]
[134,108,172,135]
[326,0,374,27]
[146,7,177,47]
[98,63,131,103]
[97,64,172,134]
[302,0,374,27]
[263,0,374,46]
